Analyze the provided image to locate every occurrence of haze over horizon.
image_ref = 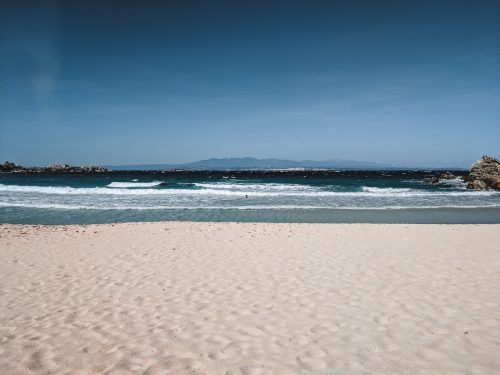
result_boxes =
[1,0,499,167]
[103,156,470,170]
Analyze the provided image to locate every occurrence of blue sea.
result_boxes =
[1,173,499,224]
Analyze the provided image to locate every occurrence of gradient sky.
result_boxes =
[1,0,499,167]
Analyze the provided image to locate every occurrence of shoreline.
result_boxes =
[2,206,500,225]
[1,222,499,374]
[2,220,500,226]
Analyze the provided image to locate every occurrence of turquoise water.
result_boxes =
[1,173,499,224]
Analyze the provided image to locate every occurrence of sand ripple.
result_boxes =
[1,223,499,374]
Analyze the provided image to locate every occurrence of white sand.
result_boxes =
[0,222,499,374]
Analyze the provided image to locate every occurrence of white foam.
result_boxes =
[437,177,467,188]
[107,181,163,188]
[0,183,498,197]
[361,187,412,194]
[193,182,318,192]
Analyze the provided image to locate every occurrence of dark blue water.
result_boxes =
[1,173,499,224]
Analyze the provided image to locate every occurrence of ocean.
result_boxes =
[1,172,499,224]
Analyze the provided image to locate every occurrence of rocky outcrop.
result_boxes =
[43,164,106,173]
[80,165,107,173]
[439,172,456,180]
[430,171,458,184]
[430,172,464,184]
[0,161,107,173]
[466,155,500,190]
[467,179,488,190]
[0,161,23,172]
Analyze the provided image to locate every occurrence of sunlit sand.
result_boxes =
[1,222,499,374]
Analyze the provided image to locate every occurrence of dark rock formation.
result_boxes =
[80,165,107,173]
[0,161,23,172]
[1,161,470,181]
[467,179,488,190]
[0,162,107,173]
[430,171,461,184]
[466,155,500,190]
[439,172,456,179]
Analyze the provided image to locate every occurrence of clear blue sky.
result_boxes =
[1,0,499,167]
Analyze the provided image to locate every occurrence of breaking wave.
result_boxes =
[0,183,497,197]
[0,183,498,197]
[2,174,500,224]
[107,181,164,188]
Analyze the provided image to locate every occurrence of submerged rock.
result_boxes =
[466,155,500,191]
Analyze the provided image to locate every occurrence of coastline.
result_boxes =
[1,222,499,374]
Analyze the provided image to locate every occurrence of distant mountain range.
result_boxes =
[106,157,402,170]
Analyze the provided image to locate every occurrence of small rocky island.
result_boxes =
[466,155,500,191]
[0,161,107,173]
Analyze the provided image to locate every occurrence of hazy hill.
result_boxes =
[107,157,395,170]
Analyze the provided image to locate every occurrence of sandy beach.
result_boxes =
[0,222,499,374]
